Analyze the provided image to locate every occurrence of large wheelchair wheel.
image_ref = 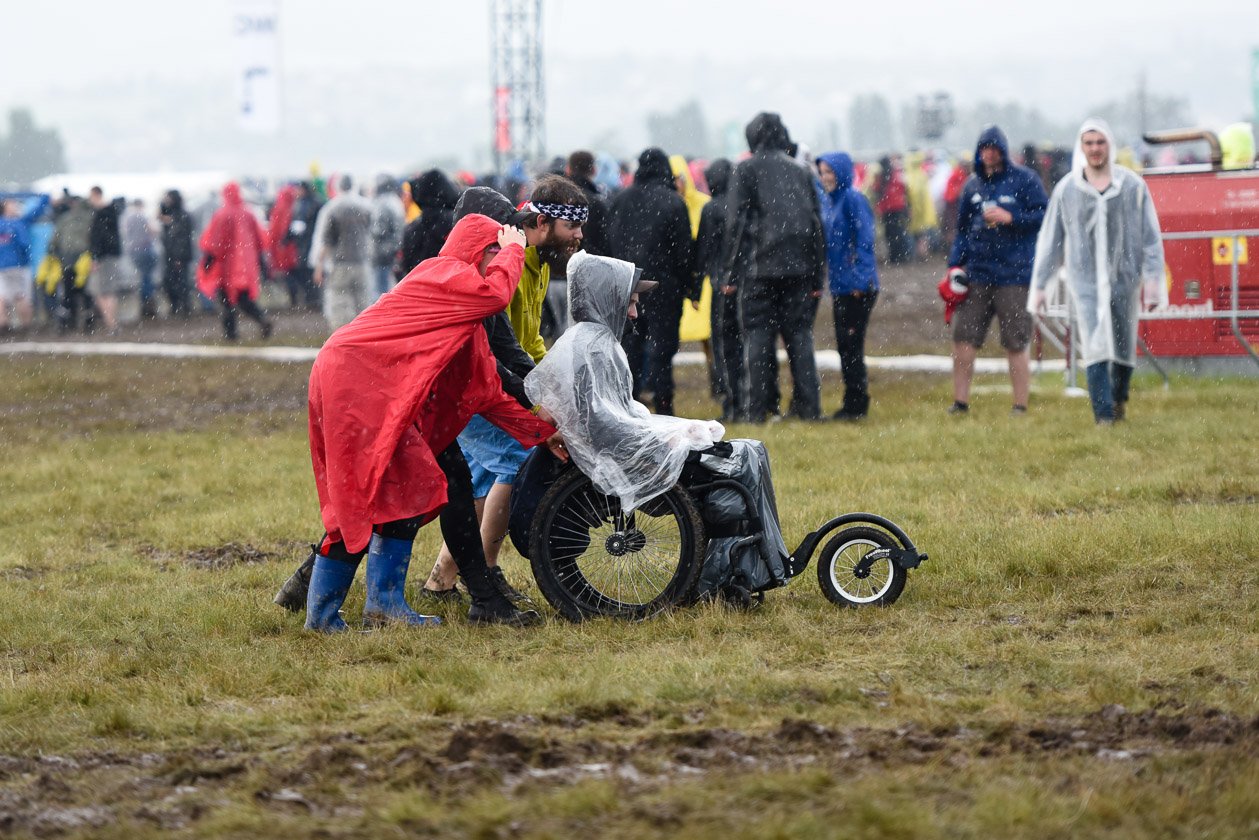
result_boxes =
[529,468,705,621]
[817,526,907,608]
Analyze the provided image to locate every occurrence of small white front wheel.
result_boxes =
[816,526,907,608]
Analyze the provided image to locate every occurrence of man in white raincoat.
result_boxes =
[525,252,724,513]
[1029,118,1167,424]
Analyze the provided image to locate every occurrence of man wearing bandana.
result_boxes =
[420,175,589,604]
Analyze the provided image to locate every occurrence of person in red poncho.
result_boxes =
[198,182,274,340]
[302,213,564,632]
[266,184,299,285]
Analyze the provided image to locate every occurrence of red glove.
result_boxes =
[936,268,969,325]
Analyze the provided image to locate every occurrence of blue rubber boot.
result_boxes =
[362,535,442,628]
[303,554,358,633]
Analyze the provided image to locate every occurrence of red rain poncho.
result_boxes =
[267,185,299,274]
[198,182,265,304]
[308,213,556,553]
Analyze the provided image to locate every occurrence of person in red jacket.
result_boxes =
[303,213,564,632]
[198,182,274,340]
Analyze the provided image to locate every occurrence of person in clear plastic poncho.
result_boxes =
[524,252,725,513]
[1029,117,1167,424]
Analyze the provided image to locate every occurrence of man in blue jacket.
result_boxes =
[817,152,878,420]
[0,193,50,330]
[946,126,1047,415]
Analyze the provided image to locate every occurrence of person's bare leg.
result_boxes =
[480,482,513,567]
[97,295,118,331]
[424,497,486,591]
[1008,348,1030,408]
[952,341,977,404]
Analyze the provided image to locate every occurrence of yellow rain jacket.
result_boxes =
[904,152,938,236]
[507,245,551,363]
[671,155,712,342]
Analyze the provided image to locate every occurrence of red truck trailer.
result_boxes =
[1140,129,1259,371]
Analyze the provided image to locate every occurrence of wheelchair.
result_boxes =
[521,444,928,622]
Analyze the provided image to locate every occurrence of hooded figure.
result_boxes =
[817,152,877,298]
[904,151,939,239]
[818,151,880,420]
[721,112,826,422]
[672,154,713,344]
[308,213,555,556]
[524,252,723,513]
[267,185,299,277]
[398,169,461,276]
[607,147,697,415]
[1030,117,1166,370]
[159,189,194,318]
[696,158,743,421]
[198,182,265,306]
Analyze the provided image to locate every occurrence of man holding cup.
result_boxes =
[945,126,1049,415]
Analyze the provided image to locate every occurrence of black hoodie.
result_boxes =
[721,112,825,289]
[606,147,696,300]
[398,170,460,275]
[696,159,733,281]
[568,175,610,257]
[160,190,193,264]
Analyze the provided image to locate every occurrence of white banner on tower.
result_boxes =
[232,0,282,134]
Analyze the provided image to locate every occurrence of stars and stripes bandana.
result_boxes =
[525,201,589,224]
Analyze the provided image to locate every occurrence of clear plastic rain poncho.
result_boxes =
[524,252,724,512]
[1029,118,1167,367]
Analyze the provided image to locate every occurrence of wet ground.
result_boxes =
[1,704,1254,835]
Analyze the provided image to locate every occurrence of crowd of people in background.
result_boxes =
[0,133,1078,339]
[2,115,1254,429]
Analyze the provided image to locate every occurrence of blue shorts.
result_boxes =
[458,414,531,499]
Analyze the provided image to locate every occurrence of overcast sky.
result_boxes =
[3,0,1254,173]
[5,0,1253,104]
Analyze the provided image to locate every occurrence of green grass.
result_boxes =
[1,354,1257,838]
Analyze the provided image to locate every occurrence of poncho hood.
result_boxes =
[222,182,244,205]
[1071,117,1118,175]
[670,153,710,235]
[568,250,636,334]
[817,152,855,192]
[439,213,502,264]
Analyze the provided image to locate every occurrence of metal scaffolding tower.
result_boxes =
[490,0,545,176]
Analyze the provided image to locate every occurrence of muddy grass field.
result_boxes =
[2,262,1258,839]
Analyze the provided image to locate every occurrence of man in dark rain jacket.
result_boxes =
[397,169,460,278]
[159,190,194,318]
[945,125,1047,416]
[608,147,697,416]
[696,158,744,421]
[722,112,826,423]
